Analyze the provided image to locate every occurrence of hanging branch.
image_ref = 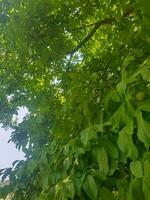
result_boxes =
[69,8,133,55]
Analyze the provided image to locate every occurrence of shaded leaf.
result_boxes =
[128,178,145,200]
[102,139,119,159]
[80,127,90,147]
[83,175,97,200]
[99,187,114,200]
[136,111,150,146]
[63,179,75,199]
[142,160,150,199]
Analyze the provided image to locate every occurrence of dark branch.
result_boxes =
[69,8,133,55]
[69,18,115,55]
[68,21,103,32]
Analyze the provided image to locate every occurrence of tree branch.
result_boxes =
[69,8,133,55]
[68,21,104,32]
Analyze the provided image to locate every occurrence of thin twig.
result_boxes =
[69,18,115,55]
[69,8,133,55]
[68,21,104,32]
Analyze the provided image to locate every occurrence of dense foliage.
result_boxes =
[0,0,150,199]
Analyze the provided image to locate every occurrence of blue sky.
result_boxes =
[0,107,28,169]
[0,127,24,169]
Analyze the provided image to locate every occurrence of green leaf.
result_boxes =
[140,58,150,81]
[143,151,150,161]
[63,180,75,199]
[111,103,125,130]
[80,127,96,146]
[133,48,143,58]
[143,160,150,199]
[128,178,145,200]
[80,127,90,147]
[72,176,82,196]
[0,185,13,199]
[54,185,64,200]
[117,79,126,96]
[95,147,109,177]
[116,179,128,200]
[63,157,70,170]
[99,187,113,200]
[103,94,111,110]
[2,168,12,181]
[12,160,20,167]
[138,0,150,16]
[48,187,56,199]
[136,111,150,146]
[102,139,119,159]
[39,192,48,200]
[0,0,149,198]
[121,120,134,135]
[109,159,118,175]
[82,101,89,116]
[111,89,121,102]
[26,160,37,175]
[130,161,143,178]
[42,174,49,190]
[123,55,135,68]
[94,124,103,132]
[83,175,97,200]
[141,67,150,81]
[118,130,138,160]
[138,101,150,112]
